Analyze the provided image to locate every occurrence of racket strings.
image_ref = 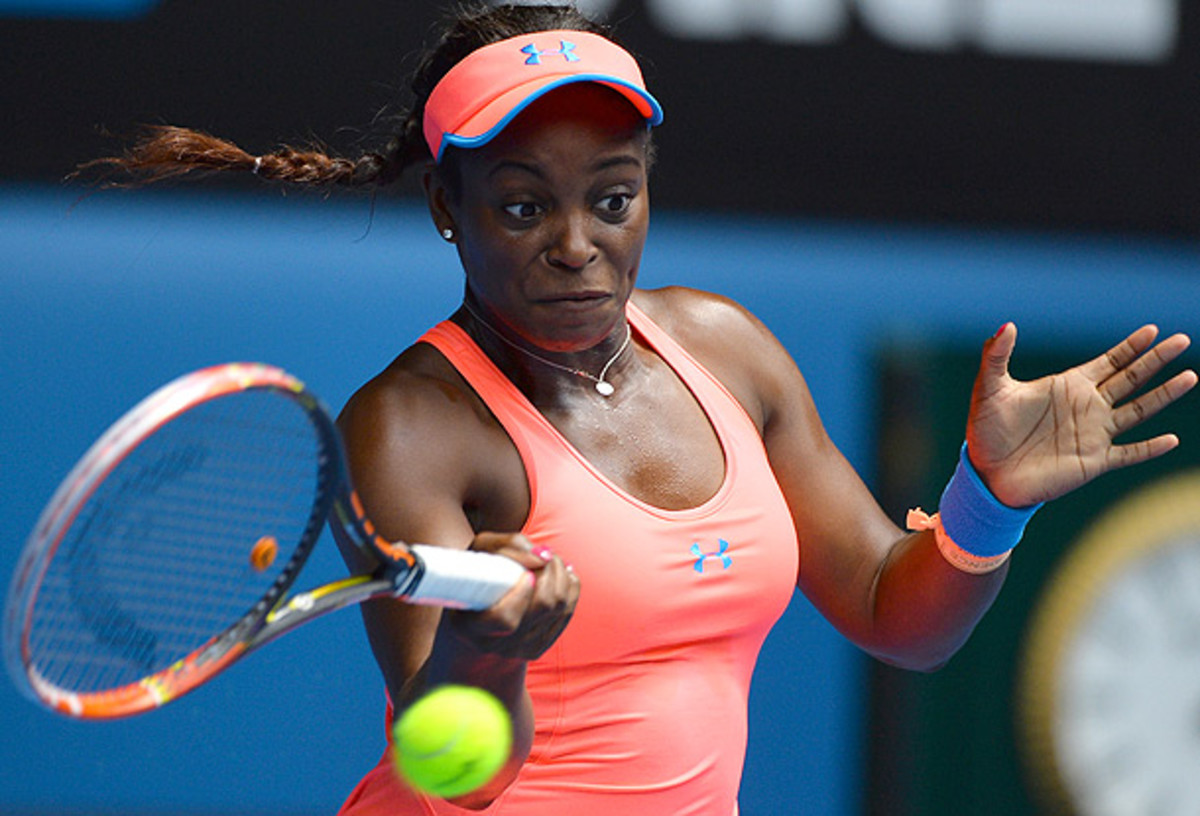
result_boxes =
[27,389,328,696]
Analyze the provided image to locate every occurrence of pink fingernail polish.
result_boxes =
[994,322,1010,339]
[533,547,553,562]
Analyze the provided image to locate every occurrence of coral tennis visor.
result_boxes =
[423,29,664,162]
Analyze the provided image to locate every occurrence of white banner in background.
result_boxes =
[519,0,1179,63]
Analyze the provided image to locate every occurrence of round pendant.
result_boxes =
[595,381,615,397]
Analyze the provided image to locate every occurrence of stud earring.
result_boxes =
[441,227,455,241]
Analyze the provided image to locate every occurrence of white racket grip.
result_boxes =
[406,544,529,610]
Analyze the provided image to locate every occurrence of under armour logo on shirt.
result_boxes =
[691,540,733,573]
[521,40,581,65]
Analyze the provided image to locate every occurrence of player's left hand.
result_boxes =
[965,323,1196,507]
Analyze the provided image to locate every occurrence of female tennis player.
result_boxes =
[84,3,1196,813]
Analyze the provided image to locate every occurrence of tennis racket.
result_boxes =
[4,362,526,720]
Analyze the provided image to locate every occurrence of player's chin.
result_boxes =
[528,298,622,343]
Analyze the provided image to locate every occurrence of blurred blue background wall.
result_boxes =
[1,185,1196,814]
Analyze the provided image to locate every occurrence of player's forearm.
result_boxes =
[409,620,535,806]
[865,529,1008,671]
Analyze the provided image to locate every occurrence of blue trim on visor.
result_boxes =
[437,74,664,162]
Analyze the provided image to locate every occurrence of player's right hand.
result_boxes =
[449,532,580,661]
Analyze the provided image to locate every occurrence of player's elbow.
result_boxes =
[865,631,970,673]
[874,650,952,673]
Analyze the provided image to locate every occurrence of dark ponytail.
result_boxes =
[79,4,610,190]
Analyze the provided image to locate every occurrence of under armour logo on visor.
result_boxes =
[521,40,581,65]
[691,540,733,573]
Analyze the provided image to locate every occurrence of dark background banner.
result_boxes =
[868,344,1200,815]
[2,0,1197,236]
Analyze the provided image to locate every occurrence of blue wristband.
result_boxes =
[938,444,1042,558]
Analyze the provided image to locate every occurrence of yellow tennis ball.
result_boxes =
[392,685,513,799]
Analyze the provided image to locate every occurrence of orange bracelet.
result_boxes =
[906,508,1012,574]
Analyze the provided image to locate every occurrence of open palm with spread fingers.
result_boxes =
[965,323,1197,509]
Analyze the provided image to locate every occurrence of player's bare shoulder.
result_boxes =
[339,343,488,460]
[338,340,529,534]
[633,287,799,430]
[634,286,781,357]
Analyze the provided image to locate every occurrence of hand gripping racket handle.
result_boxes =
[405,545,529,610]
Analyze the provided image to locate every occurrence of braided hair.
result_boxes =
[80,4,610,189]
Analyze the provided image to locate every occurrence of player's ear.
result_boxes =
[423,165,458,242]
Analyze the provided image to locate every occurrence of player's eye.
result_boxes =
[503,201,543,220]
[598,193,631,215]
